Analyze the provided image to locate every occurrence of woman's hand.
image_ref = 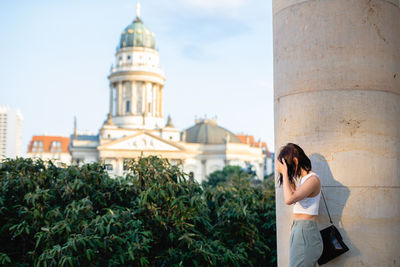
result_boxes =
[276,158,288,175]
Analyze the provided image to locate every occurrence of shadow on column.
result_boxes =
[309,153,360,264]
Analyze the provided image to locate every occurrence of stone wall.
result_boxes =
[273,0,400,265]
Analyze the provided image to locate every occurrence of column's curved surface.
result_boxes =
[273,0,400,265]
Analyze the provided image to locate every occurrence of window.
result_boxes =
[106,164,113,171]
[50,141,62,153]
[75,158,84,166]
[123,159,130,171]
[122,83,131,114]
[32,140,43,153]
[127,55,131,60]
[104,159,114,171]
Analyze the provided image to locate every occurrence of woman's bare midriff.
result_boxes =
[294,213,317,221]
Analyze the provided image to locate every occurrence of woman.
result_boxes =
[276,143,323,267]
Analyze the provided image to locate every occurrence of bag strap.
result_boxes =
[321,189,333,224]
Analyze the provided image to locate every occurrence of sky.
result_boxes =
[0,0,274,155]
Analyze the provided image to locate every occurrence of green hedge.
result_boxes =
[0,157,276,266]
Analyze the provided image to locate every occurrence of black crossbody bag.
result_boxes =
[318,190,349,265]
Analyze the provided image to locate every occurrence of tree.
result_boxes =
[202,165,252,188]
[0,157,276,266]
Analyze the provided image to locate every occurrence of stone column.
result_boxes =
[159,85,163,117]
[144,82,149,115]
[258,162,264,180]
[117,158,124,176]
[137,82,143,115]
[152,83,156,116]
[131,81,136,115]
[274,0,400,266]
[154,84,158,117]
[117,82,122,116]
[148,82,153,115]
[141,83,145,115]
[156,84,160,117]
[107,83,113,121]
[201,159,207,182]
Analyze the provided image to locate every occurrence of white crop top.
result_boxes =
[293,172,321,215]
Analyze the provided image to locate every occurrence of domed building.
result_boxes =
[180,118,267,180]
[184,119,241,144]
[69,4,268,182]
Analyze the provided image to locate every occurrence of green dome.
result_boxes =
[119,18,155,49]
[184,120,241,144]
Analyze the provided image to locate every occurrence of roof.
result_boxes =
[70,134,99,141]
[119,18,155,50]
[69,134,99,149]
[236,134,271,157]
[184,119,241,145]
[27,136,70,153]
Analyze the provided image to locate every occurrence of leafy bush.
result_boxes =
[203,165,277,266]
[0,157,276,266]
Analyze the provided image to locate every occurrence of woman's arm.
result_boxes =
[282,172,296,205]
[283,175,319,205]
[276,159,320,205]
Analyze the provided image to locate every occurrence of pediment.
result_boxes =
[98,132,183,152]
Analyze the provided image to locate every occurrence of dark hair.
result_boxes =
[277,143,312,186]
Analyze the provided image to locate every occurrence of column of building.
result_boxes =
[131,82,136,115]
[117,82,122,116]
[273,0,400,266]
[108,79,164,121]
[107,83,113,122]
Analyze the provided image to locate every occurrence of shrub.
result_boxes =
[0,157,276,266]
[203,165,276,266]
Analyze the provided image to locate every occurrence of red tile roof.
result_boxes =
[236,134,271,157]
[27,136,70,153]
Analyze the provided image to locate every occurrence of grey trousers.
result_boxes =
[289,220,323,267]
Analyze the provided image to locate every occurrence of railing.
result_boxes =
[111,64,165,76]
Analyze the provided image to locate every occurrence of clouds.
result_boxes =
[175,15,249,60]
[182,44,210,61]
[155,2,251,61]
[172,15,249,42]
